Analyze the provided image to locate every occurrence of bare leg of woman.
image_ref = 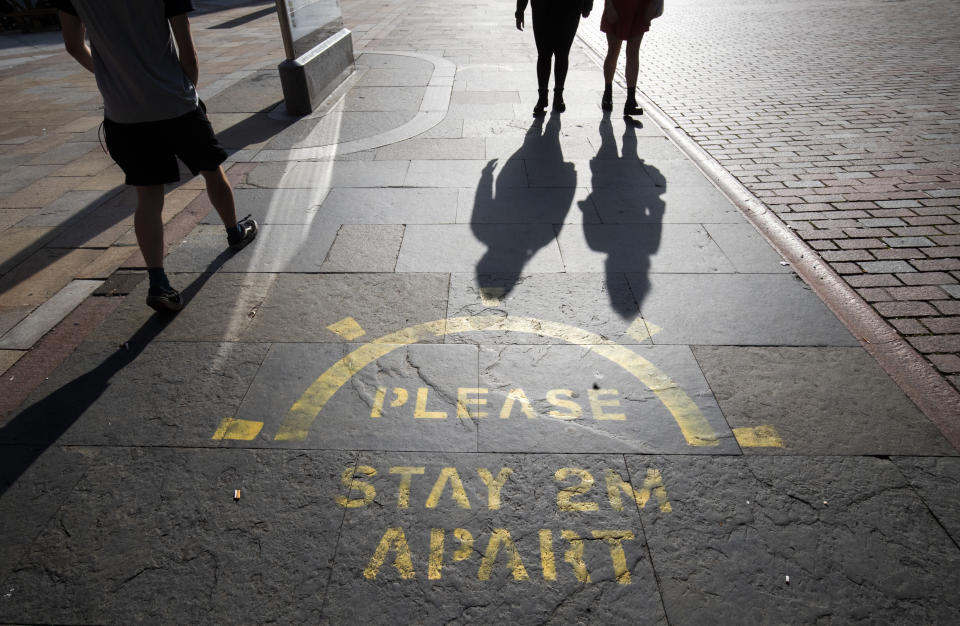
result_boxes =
[602,32,621,110]
[623,34,644,115]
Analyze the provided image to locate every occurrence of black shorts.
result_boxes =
[103,106,228,186]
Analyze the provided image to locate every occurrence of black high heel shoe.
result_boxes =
[601,89,613,112]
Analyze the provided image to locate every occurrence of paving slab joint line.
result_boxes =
[575,35,960,451]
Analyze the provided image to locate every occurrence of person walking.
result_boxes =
[600,0,663,116]
[53,0,258,313]
[516,0,593,115]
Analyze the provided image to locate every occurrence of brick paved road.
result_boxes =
[582,0,960,389]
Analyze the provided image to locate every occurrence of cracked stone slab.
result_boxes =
[893,457,960,542]
[635,274,859,346]
[319,224,404,272]
[457,187,599,225]
[0,447,354,624]
[694,346,956,456]
[88,272,277,344]
[590,183,743,224]
[239,272,450,343]
[322,452,667,624]
[0,445,98,585]
[704,222,795,274]
[264,111,420,151]
[0,341,269,448]
[162,223,338,273]
[558,223,738,274]
[232,343,480,451]
[320,187,459,224]
[445,273,650,343]
[396,224,565,274]
[629,455,960,623]
[404,159,526,188]
[476,344,737,454]
[200,188,330,225]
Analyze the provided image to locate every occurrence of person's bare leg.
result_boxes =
[135,185,165,268]
[624,35,644,114]
[603,32,621,84]
[624,35,643,89]
[201,166,237,229]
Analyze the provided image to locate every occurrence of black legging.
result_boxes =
[531,0,582,92]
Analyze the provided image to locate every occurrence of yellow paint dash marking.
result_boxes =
[479,287,505,306]
[212,417,264,441]
[328,317,366,340]
[733,425,784,448]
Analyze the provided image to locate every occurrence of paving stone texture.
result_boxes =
[579,0,960,391]
[0,0,959,623]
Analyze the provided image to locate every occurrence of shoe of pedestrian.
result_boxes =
[624,99,643,116]
[601,92,613,112]
[146,285,184,313]
[228,214,258,251]
[553,88,566,113]
[533,90,548,116]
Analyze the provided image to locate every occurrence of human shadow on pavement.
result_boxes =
[0,250,233,499]
[579,114,664,318]
[472,113,575,300]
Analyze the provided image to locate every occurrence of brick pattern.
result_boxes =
[583,0,960,389]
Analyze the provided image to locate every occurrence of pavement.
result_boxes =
[0,0,959,623]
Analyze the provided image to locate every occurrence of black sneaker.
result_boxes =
[228,214,258,251]
[146,285,184,313]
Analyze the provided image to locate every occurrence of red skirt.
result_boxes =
[600,0,654,41]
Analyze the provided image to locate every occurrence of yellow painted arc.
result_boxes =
[274,316,718,446]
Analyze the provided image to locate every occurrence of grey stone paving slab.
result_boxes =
[323,452,666,624]
[320,188,459,224]
[396,224,565,274]
[527,158,659,188]
[485,133,598,160]
[893,457,960,542]
[0,208,30,230]
[0,446,97,585]
[450,91,520,105]
[635,274,860,346]
[163,224,338,273]
[355,68,433,87]
[704,222,794,274]
[476,344,736,454]
[0,306,31,338]
[1,341,269,447]
[590,183,743,224]
[14,190,110,227]
[405,159,527,188]
[201,188,329,225]
[27,141,98,166]
[264,111,419,150]
[232,343,480,451]
[373,137,486,160]
[694,346,956,456]
[205,70,283,113]
[588,134,688,162]
[320,224,404,272]
[629,455,960,624]
[458,186,599,224]
[559,223,737,274]
[90,272,276,344]
[0,165,57,194]
[342,86,424,112]
[246,160,410,188]
[446,272,647,342]
[0,279,101,349]
[0,447,354,625]
[240,273,450,343]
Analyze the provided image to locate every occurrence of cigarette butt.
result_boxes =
[785,575,790,584]
[233,489,241,500]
